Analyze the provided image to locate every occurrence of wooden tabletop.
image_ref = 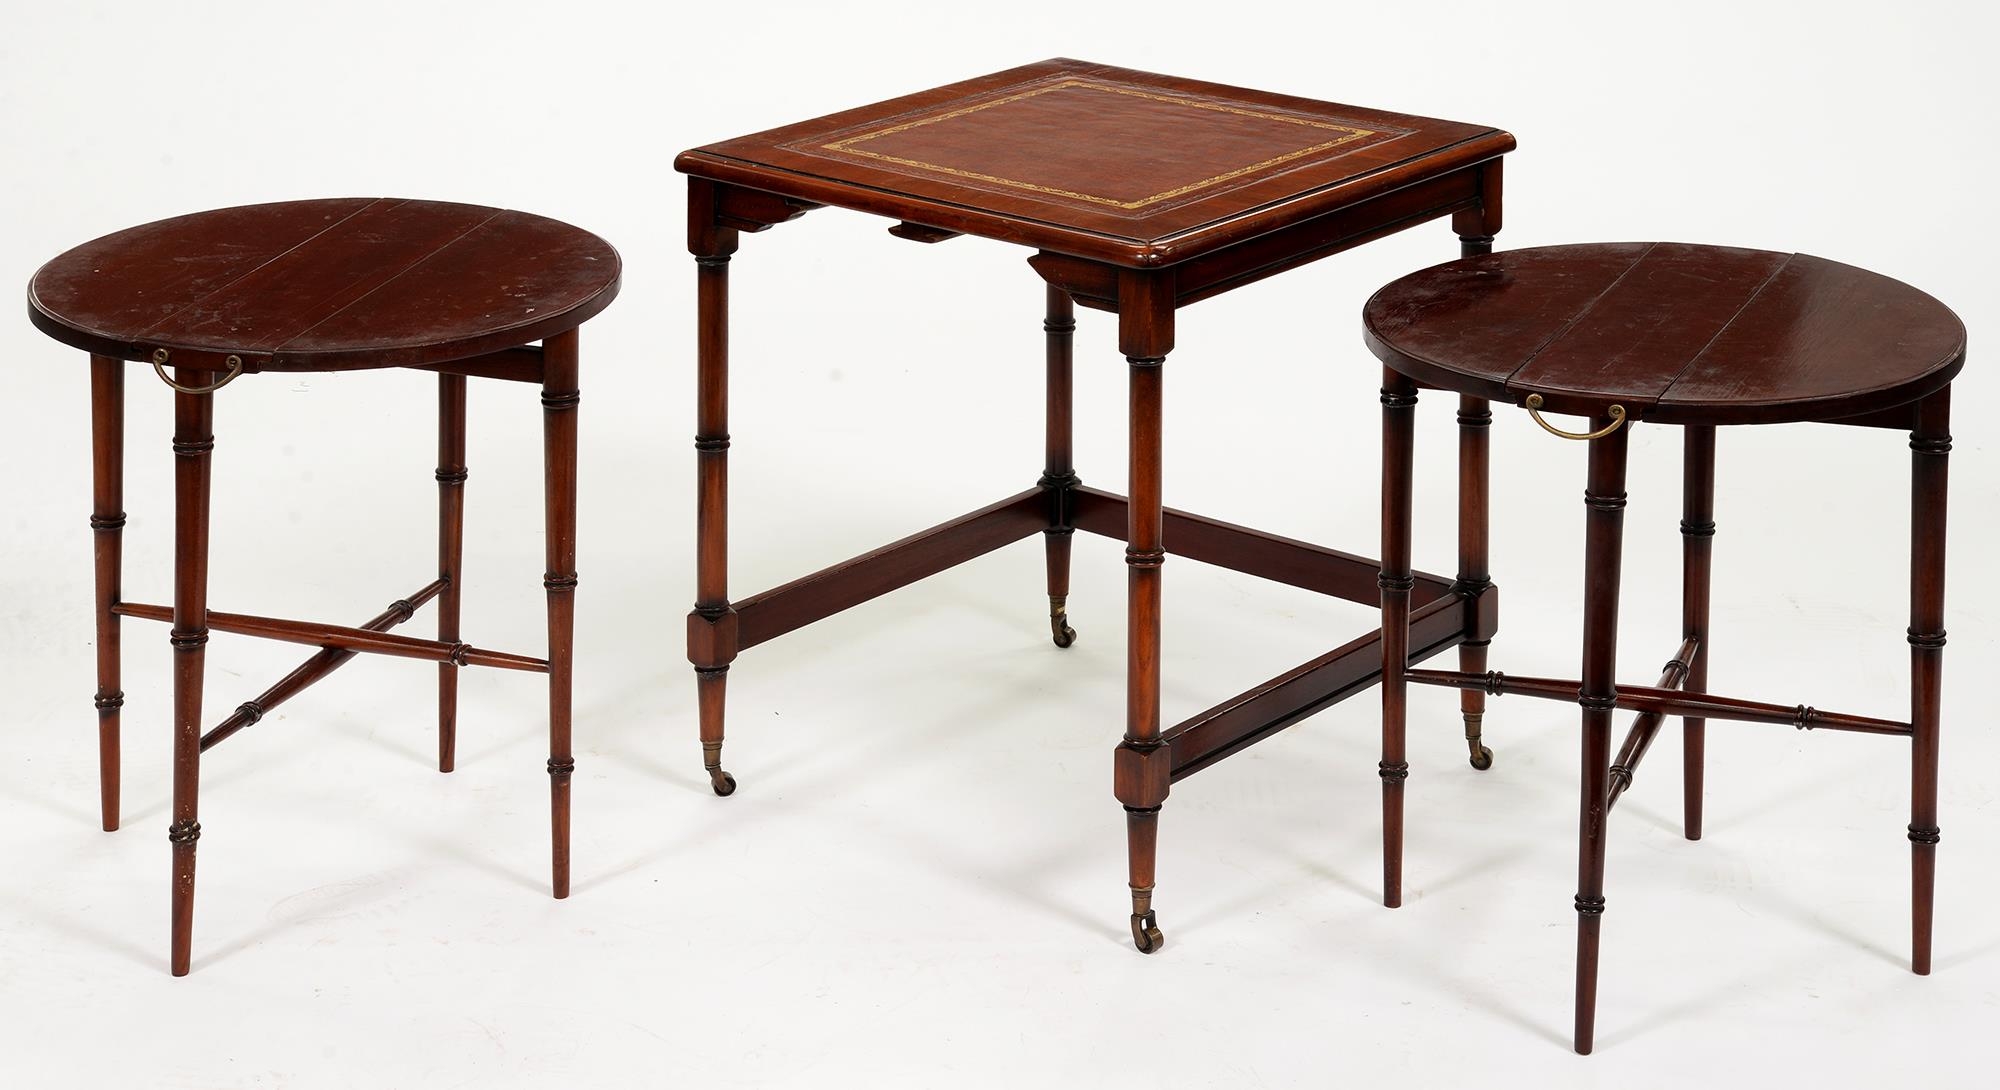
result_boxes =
[676,59,1512,268]
[1363,243,1966,426]
[29,198,621,372]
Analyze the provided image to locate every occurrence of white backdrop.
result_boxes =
[2,2,1994,1086]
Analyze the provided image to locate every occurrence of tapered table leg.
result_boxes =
[1574,418,1630,1054]
[1681,426,1716,840]
[542,331,580,899]
[1379,371,1418,907]
[1455,394,1493,770]
[168,375,216,976]
[689,242,739,797]
[1908,390,1950,975]
[1455,195,1500,775]
[436,373,468,773]
[90,356,125,831]
[1121,352,1167,953]
[1114,270,1173,954]
[1041,285,1078,648]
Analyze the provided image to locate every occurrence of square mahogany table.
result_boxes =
[675,59,1513,951]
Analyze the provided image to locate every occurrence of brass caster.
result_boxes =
[1469,745,1494,771]
[1050,598,1076,648]
[1130,910,1164,954]
[1052,616,1077,648]
[709,770,737,797]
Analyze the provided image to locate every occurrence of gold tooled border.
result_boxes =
[820,79,1376,211]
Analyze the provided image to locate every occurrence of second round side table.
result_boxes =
[1364,242,1964,1051]
[28,198,621,975]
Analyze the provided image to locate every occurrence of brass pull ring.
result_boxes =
[150,349,243,395]
[1524,394,1625,441]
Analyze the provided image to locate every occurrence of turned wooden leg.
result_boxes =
[1454,179,1500,773]
[1115,270,1173,953]
[436,373,468,774]
[688,244,739,797]
[542,331,579,899]
[1574,416,1629,1054]
[90,355,125,831]
[1041,285,1079,648]
[168,374,216,976]
[1908,389,1950,975]
[1681,426,1716,840]
[1120,350,1167,953]
[1455,394,1493,771]
[1379,371,1418,907]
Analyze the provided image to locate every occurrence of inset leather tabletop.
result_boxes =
[29,198,621,372]
[1363,243,1966,425]
[676,59,1512,267]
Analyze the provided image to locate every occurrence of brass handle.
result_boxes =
[1524,394,1625,441]
[150,349,243,395]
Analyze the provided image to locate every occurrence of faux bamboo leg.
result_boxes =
[542,331,579,900]
[1122,353,1167,953]
[1115,270,1173,954]
[1379,371,1418,908]
[1681,426,1716,840]
[1908,390,1950,975]
[1573,419,1629,1054]
[90,356,125,831]
[168,375,215,976]
[1456,395,1494,771]
[436,373,467,773]
[690,247,738,797]
[1042,285,1078,648]
[1455,184,1500,774]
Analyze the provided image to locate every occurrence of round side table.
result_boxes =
[1362,241,1964,1052]
[29,197,620,975]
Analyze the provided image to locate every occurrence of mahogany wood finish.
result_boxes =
[678,60,1511,952]
[1909,390,1950,976]
[1681,427,1716,838]
[1604,636,1699,810]
[1119,270,1172,953]
[1167,594,1477,780]
[168,375,214,978]
[1404,667,1912,736]
[1452,217,1499,773]
[114,602,552,672]
[437,374,468,773]
[1068,487,1451,603]
[688,200,737,798]
[29,199,619,974]
[1378,371,1417,908]
[1573,421,1629,1055]
[29,199,619,372]
[542,329,581,899]
[1366,242,1964,1051]
[197,581,447,752]
[1043,285,1078,648]
[1363,243,1964,425]
[1454,394,1494,771]
[733,490,1047,650]
[680,60,1512,269]
[89,355,125,831]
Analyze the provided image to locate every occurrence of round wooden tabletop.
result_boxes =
[1362,242,1965,426]
[28,198,621,373]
